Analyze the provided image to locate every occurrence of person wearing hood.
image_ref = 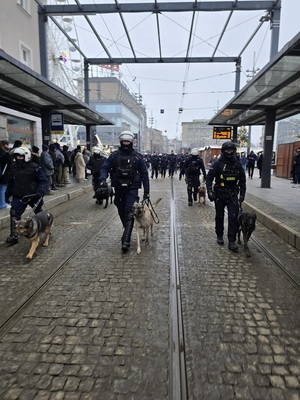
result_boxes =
[99,131,150,253]
[206,141,246,252]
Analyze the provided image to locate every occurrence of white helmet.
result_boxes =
[14,147,31,162]
[119,130,134,143]
[93,147,102,155]
[191,148,199,156]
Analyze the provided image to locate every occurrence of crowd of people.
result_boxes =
[2,134,296,254]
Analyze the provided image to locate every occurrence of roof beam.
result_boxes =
[42,2,280,16]
[88,56,238,64]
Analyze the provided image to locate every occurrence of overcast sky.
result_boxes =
[52,0,300,142]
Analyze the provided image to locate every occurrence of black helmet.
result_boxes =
[221,141,236,158]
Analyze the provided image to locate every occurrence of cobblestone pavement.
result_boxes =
[0,176,299,399]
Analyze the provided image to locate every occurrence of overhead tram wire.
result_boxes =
[175,10,200,135]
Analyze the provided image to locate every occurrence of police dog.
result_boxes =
[15,211,54,260]
[95,185,114,208]
[237,209,256,257]
[198,182,206,205]
[132,198,162,254]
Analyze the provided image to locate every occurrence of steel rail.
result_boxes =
[169,179,188,400]
[251,234,300,291]
[0,209,118,339]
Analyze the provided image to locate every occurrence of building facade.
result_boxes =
[87,77,146,151]
[0,0,42,148]
[181,119,215,151]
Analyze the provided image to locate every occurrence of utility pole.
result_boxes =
[246,52,260,155]
[149,114,154,153]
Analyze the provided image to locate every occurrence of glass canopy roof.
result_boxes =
[0,49,113,126]
[209,31,300,127]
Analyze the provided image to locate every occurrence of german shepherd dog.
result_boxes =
[95,185,115,208]
[132,198,162,254]
[237,208,256,257]
[15,211,54,260]
[198,182,206,205]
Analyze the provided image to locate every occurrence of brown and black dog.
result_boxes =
[237,209,256,257]
[15,211,54,260]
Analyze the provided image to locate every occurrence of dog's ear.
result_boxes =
[25,218,33,229]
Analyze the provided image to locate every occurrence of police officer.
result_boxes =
[5,147,48,245]
[86,147,107,203]
[99,131,150,252]
[150,151,160,179]
[183,148,206,206]
[206,141,246,252]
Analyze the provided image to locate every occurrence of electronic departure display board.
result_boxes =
[213,126,232,139]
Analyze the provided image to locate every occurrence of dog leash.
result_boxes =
[142,198,160,224]
[20,194,43,214]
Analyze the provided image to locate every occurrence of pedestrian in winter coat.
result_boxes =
[74,147,86,183]
[0,140,12,209]
[40,144,55,194]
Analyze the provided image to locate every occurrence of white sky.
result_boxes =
[58,0,300,142]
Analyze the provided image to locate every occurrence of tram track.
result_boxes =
[251,234,300,291]
[169,179,188,400]
[0,194,119,339]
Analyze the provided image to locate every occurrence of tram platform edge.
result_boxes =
[0,179,93,232]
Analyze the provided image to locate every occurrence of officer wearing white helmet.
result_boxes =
[99,131,150,252]
[5,147,47,245]
[183,148,206,206]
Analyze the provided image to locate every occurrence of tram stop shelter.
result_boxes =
[0,48,113,148]
[209,31,300,188]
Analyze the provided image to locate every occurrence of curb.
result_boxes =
[0,186,93,232]
[244,201,300,251]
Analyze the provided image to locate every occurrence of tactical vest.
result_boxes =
[188,159,200,175]
[115,152,137,186]
[11,162,39,198]
[217,161,239,189]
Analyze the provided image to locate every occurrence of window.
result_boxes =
[17,0,30,14]
[19,43,32,68]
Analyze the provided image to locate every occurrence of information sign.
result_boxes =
[213,126,232,139]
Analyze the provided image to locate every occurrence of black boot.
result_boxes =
[121,214,134,252]
[6,215,18,246]
[228,241,238,252]
[193,191,197,202]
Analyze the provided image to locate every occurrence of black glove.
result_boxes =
[239,195,245,204]
[99,180,107,187]
[143,193,150,201]
[207,191,215,202]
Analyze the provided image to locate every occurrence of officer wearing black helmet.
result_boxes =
[5,147,47,245]
[99,131,150,253]
[183,148,206,206]
[206,141,246,252]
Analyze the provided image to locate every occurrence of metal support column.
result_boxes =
[38,5,48,78]
[269,6,281,59]
[84,60,91,150]
[232,58,242,143]
[41,110,51,145]
[261,109,276,188]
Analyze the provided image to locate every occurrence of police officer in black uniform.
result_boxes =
[183,148,206,206]
[5,147,48,245]
[206,141,246,252]
[99,131,150,253]
[86,147,107,203]
[150,151,160,179]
